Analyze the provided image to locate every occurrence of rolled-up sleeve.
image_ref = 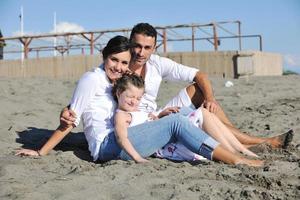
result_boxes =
[69,72,98,126]
[159,56,199,82]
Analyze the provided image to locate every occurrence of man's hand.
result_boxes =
[203,99,220,114]
[148,113,159,120]
[60,107,76,128]
[158,106,180,118]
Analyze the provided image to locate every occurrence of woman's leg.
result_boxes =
[100,114,263,166]
[212,145,264,167]
[185,83,292,148]
[201,108,237,154]
[201,108,258,157]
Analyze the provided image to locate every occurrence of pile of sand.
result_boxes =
[0,75,299,199]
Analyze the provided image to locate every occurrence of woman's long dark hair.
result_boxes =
[102,35,134,60]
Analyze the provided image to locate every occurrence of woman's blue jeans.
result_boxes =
[98,113,219,161]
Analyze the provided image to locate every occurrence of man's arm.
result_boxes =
[193,71,219,113]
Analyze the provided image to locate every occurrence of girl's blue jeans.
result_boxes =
[98,113,219,161]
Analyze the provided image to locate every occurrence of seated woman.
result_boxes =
[15,35,263,167]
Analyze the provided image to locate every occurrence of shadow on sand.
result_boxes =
[15,127,92,162]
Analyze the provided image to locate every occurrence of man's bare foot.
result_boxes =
[248,142,272,154]
[267,129,294,149]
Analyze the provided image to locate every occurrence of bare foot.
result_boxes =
[242,149,259,158]
[267,129,294,149]
[248,142,272,154]
[236,158,264,167]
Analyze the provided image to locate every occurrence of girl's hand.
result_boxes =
[15,149,40,156]
[135,157,149,164]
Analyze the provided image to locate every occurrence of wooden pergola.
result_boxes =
[1,21,262,59]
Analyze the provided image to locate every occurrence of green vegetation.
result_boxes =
[283,70,299,75]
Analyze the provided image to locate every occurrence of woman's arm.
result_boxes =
[16,125,74,156]
[114,112,148,163]
[60,106,76,128]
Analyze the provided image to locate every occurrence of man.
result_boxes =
[127,23,292,148]
[61,23,293,149]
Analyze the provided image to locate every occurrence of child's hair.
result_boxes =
[112,72,145,101]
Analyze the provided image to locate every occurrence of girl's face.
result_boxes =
[104,51,131,82]
[117,83,144,112]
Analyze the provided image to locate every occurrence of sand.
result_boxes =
[0,75,299,200]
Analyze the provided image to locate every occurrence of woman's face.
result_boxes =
[117,83,144,112]
[104,51,131,82]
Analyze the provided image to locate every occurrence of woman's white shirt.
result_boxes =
[70,65,116,161]
[68,55,198,161]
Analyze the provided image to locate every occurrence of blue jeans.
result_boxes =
[98,113,219,161]
[179,106,194,116]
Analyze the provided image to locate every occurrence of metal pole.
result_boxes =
[212,23,218,51]
[238,21,242,51]
[53,12,57,56]
[90,33,94,55]
[192,26,195,52]
[20,6,24,61]
[259,35,262,51]
[163,29,167,53]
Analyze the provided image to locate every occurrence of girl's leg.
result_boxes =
[99,114,263,166]
[122,113,219,160]
[98,113,213,161]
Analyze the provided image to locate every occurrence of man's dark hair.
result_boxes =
[130,23,157,43]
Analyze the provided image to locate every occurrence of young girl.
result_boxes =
[112,73,260,163]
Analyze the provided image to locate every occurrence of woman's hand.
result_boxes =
[158,106,180,118]
[60,107,76,128]
[15,149,40,157]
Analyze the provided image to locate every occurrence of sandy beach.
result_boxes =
[0,75,299,200]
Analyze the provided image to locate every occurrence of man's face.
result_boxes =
[131,33,156,66]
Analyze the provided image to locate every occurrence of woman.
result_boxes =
[16,35,263,167]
